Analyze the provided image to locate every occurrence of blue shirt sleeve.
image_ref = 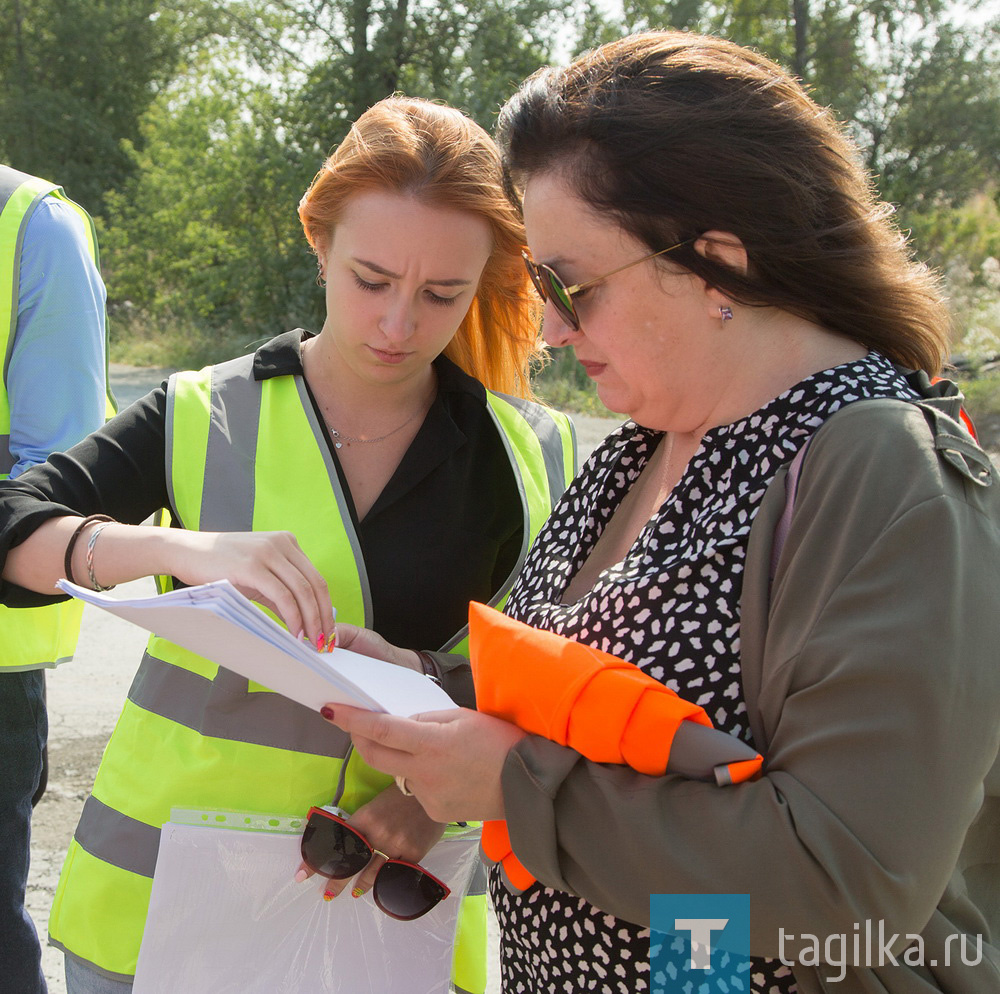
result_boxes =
[8,195,108,478]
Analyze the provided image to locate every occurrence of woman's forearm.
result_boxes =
[5,517,336,646]
[4,517,182,594]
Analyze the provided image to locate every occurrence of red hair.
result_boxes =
[299,96,544,398]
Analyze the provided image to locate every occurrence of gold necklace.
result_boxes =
[326,412,416,449]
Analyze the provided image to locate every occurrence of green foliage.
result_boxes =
[398,0,570,125]
[0,0,211,209]
[102,0,569,349]
[959,372,1000,419]
[573,2,1000,217]
[101,58,323,344]
[855,19,1000,222]
[948,255,1000,365]
[7,0,997,369]
[227,0,567,152]
[532,347,623,416]
[907,191,1000,270]
[900,192,1000,359]
[108,306,256,369]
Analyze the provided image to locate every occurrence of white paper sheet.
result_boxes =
[57,579,456,716]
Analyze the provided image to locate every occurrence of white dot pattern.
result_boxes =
[491,352,918,993]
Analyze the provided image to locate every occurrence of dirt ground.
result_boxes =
[24,365,622,993]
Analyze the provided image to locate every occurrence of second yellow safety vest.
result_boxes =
[0,165,116,671]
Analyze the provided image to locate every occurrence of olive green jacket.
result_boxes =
[501,384,1000,992]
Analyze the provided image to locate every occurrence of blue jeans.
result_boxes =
[65,956,134,994]
[0,669,47,994]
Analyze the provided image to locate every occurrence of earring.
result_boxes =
[316,259,326,288]
[719,306,734,322]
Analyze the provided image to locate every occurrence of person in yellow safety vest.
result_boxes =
[0,97,576,994]
[0,165,115,994]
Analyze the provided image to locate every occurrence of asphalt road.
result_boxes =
[25,363,623,994]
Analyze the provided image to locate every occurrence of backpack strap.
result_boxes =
[931,375,978,440]
[768,396,991,592]
[769,438,812,585]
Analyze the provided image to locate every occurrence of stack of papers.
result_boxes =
[57,579,456,717]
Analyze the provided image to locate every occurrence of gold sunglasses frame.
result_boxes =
[522,237,694,329]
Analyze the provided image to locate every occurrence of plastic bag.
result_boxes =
[133,809,481,993]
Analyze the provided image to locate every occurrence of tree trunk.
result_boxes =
[349,0,373,119]
[792,0,809,81]
[11,0,40,168]
[378,0,409,96]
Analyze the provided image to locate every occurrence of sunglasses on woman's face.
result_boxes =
[300,806,450,921]
[522,238,694,331]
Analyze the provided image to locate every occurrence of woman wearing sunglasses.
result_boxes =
[0,96,575,993]
[327,33,1000,994]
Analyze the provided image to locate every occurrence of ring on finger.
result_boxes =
[395,774,414,797]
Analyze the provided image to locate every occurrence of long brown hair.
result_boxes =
[497,32,950,374]
[299,96,544,397]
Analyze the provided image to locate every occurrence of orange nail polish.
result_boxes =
[351,886,364,899]
[323,889,335,902]
[317,633,326,651]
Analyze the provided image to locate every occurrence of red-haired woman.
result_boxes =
[0,96,576,993]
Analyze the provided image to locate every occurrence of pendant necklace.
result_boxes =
[326,412,416,449]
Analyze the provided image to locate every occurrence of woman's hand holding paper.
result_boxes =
[332,621,423,672]
[5,517,336,650]
[325,706,526,824]
[162,529,335,649]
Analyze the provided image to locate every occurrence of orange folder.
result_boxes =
[468,602,762,892]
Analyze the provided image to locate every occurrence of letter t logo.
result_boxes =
[673,918,730,969]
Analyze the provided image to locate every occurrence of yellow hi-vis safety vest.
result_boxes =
[0,166,116,671]
[49,351,576,991]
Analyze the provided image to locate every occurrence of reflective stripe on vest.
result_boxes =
[0,166,115,670]
[50,354,575,983]
[164,355,372,623]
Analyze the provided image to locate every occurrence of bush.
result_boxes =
[531,348,622,416]
[959,372,1000,419]
[108,305,261,370]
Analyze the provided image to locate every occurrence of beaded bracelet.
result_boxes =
[63,514,115,586]
[85,520,117,592]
